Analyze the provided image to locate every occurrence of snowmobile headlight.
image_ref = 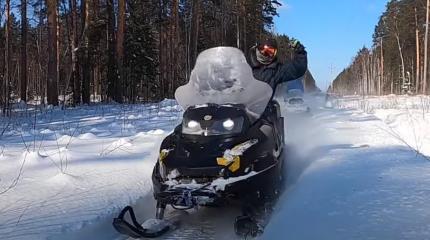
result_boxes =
[187,120,199,129]
[182,117,244,136]
[222,119,235,130]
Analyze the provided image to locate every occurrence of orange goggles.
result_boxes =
[258,45,277,58]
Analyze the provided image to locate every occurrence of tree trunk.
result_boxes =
[362,58,366,95]
[172,0,179,94]
[158,0,164,99]
[4,0,11,114]
[20,0,27,102]
[380,38,384,95]
[38,0,45,105]
[107,0,117,102]
[69,0,80,105]
[46,0,58,106]
[242,0,247,51]
[166,8,172,97]
[423,0,429,94]
[394,27,406,90]
[82,0,91,104]
[190,0,200,71]
[116,0,125,103]
[0,2,3,111]
[185,1,191,81]
[236,0,240,48]
[415,7,421,94]
[56,4,61,99]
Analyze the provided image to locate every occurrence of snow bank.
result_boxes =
[57,134,74,144]
[147,129,165,135]
[21,150,47,166]
[0,102,182,240]
[40,128,55,134]
[373,109,430,157]
[331,95,430,158]
[46,172,83,185]
[78,132,97,140]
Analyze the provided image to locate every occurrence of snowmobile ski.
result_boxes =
[113,206,177,239]
[234,215,264,238]
[234,201,275,238]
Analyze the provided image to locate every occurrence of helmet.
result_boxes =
[256,37,278,65]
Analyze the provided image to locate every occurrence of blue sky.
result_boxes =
[274,0,389,90]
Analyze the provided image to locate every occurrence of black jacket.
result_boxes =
[246,46,308,91]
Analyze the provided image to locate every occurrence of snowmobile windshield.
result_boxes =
[175,47,273,119]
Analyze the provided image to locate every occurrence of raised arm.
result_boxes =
[277,41,308,84]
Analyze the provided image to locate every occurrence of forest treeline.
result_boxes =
[331,0,429,96]
[0,0,316,115]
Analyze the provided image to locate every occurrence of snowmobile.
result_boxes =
[113,47,285,238]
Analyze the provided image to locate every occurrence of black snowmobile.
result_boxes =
[113,47,285,238]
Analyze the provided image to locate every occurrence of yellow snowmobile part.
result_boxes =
[159,149,169,162]
[217,156,240,172]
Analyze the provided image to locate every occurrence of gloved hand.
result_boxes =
[290,38,306,54]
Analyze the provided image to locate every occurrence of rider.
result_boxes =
[247,37,308,91]
[246,36,308,124]
[235,38,308,236]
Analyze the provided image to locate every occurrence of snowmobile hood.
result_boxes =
[175,47,273,120]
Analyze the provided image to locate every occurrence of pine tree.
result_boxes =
[0,0,318,112]
[334,0,428,95]
[125,0,159,102]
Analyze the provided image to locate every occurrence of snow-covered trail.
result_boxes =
[264,96,430,240]
[1,95,430,240]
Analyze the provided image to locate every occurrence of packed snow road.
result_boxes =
[1,95,430,239]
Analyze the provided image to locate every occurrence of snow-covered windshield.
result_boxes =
[175,47,273,118]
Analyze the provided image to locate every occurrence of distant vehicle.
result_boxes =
[284,89,310,113]
[324,92,339,108]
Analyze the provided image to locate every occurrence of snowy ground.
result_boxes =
[265,95,430,240]
[1,95,430,240]
[0,100,182,240]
